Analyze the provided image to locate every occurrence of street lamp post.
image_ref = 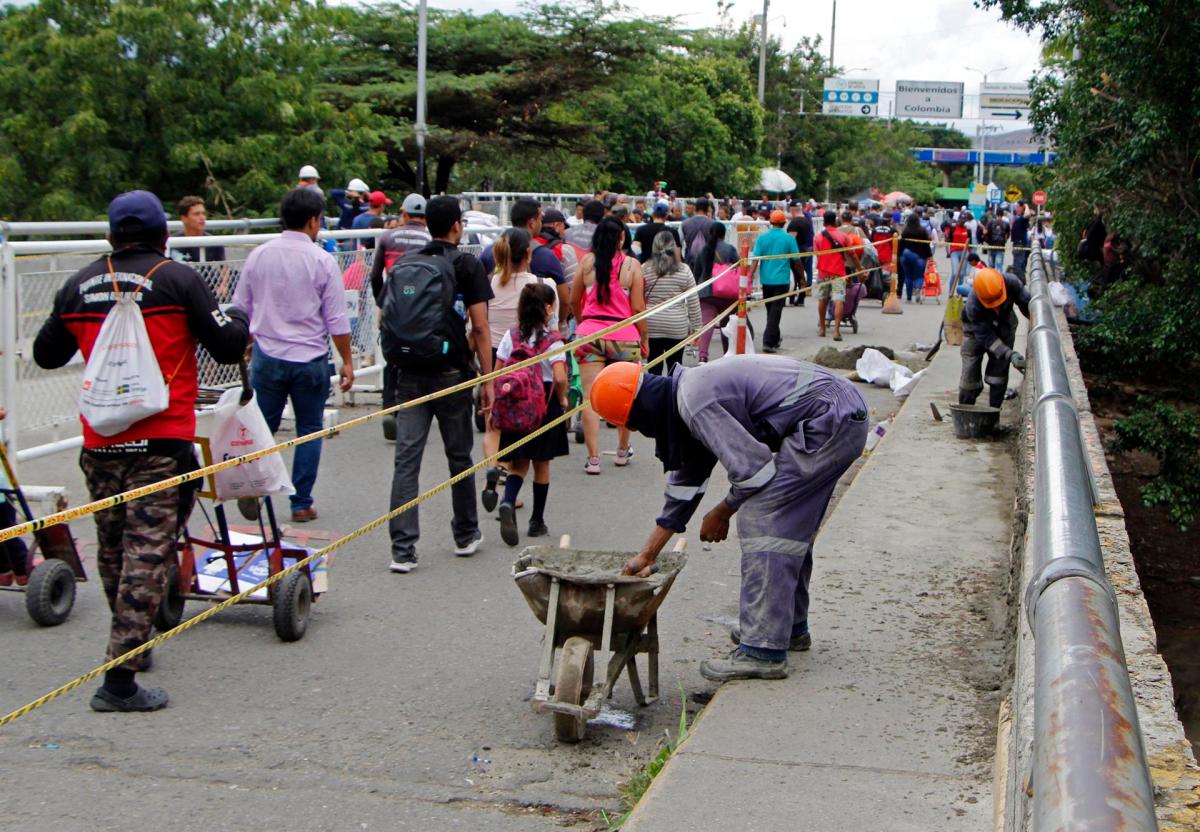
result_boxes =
[757,0,769,104]
[415,0,429,196]
[966,65,1007,185]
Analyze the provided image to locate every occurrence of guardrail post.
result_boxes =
[0,240,20,470]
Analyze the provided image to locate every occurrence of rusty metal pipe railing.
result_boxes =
[1024,244,1158,831]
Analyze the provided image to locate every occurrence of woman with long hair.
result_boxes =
[494,283,569,545]
[687,221,742,362]
[481,228,557,512]
[570,216,647,474]
[897,212,932,302]
[643,231,701,375]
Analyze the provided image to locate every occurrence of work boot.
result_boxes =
[699,648,787,682]
[730,628,812,652]
[90,685,169,713]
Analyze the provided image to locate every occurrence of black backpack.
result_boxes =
[987,219,1008,246]
[380,249,462,369]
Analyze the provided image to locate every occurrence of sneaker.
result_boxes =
[382,414,397,442]
[453,531,484,557]
[0,572,11,588]
[527,519,549,538]
[699,648,788,682]
[481,467,502,513]
[762,345,778,354]
[90,684,169,712]
[614,447,633,467]
[498,503,519,547]
[236,497,260,521]
[730,628,812,652]
[585,457,601,475]
[389,556,418,574]
[13,572,27,588]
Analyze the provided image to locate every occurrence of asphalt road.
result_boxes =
[0,277,950,831]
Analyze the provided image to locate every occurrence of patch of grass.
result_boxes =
[599,691,690,831]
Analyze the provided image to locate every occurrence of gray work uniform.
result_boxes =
[959,273,1030,408]
[655,357,868,653]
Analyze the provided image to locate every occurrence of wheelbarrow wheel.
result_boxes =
[154,558,185,632]
[25,559,76,627]
[273,570,312,642]
[553,636,594,743]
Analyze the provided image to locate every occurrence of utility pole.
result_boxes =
[829,0,837,66]
[757,0,769,104]
[966,65,1006,186]
[415,0,429,196]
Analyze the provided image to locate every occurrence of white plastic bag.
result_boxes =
[891,367,926,398]
[1048,282,1071,308]
[209,387,294,501]
[79,294,171,437]
[855,348,895,386]
[719,319,756,357]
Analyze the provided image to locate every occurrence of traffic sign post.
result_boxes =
[986,183,1002,206]
[822,77,880,118]
[1004,185,1022,203]
[1032,190,1047,206]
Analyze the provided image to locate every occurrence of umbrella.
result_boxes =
[760,168,797,193]
[882,191,912,205]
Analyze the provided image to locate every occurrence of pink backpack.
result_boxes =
[491,328,561,433]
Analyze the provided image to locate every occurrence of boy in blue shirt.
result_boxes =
[750,211,801,352]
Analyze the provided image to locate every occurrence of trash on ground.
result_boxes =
[855,349,927,398]
[864,418,891,454]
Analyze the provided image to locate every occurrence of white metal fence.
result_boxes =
[1,217,762,466]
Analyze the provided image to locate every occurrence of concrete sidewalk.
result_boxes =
[625,341,1018,831]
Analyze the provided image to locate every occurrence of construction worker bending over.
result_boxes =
[959,268,1030,409]
[590,357,868,682]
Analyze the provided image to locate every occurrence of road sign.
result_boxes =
[895,80,964,119]
[822,77,880,117]
[1032,190,1047,206]
[986,183,1002,206]
[980,82,1030,120]
[1005,185,1023,203]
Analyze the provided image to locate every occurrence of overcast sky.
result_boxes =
[409,0,1046,137]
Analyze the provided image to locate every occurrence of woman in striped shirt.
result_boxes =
[642,231,702,375]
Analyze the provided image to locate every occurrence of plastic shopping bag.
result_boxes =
[209,387,294,501]
[855,348,896,387]
[720,318,756,356]
[79,294,170,436]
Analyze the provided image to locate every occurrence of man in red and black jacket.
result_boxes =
[33,190,249,713]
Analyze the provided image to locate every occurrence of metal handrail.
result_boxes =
[0,218,282,238]
[1024,243,1157,830]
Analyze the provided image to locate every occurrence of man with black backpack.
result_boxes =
[380,196,494,572]
[986,209,1011,271]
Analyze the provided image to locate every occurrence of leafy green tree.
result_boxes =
[0,0,386,220]
[982,0,1200,527]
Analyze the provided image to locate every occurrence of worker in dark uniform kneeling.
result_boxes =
[590,357,869,682]
[959,268,1031,408]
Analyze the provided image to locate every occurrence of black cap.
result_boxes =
[108,190,168,235]
[541,208,566,224]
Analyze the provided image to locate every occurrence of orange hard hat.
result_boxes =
[974,268,1007,309]
[589,362,642,427]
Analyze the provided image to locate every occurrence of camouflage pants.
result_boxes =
[80,453,196,670]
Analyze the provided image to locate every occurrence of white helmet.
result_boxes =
[298,164,320,180]
[346,178,369,193]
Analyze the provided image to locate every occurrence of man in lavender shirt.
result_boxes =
[233,188,354,523]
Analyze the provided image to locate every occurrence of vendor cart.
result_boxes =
[513,537,687,742]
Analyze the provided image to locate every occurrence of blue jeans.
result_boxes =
[250,345,332,512]
[900,249,926,300]
[1011,248,1028,282]
[387,367,479,560]
[988,248,1006,271]
[949,249,967,281]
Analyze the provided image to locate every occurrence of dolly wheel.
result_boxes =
[553,636,594,743]
[273,571,312,642]
[154,558,185,632]
[25,559,76,627]
[851,318,859,334]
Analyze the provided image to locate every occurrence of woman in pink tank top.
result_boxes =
[570,217,647,474]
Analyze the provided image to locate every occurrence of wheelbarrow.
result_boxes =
[0,441,86,626]
[513,537,687,743]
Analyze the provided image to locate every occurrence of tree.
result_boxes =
[0,0,386,219]
[981,0,1200,527]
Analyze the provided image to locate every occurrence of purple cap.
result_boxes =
[108,191,168,235]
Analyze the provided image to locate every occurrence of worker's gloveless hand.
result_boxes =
[623,552,657,578]
[699,503,734,544]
